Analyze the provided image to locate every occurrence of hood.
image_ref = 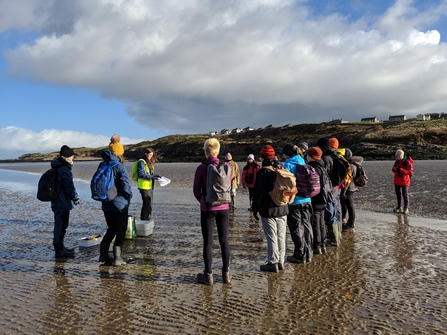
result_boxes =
[285,154,305,165]
[101,149,120,162]
[350,156,364,165]
[51,156,72,169]
[405,156,414,163]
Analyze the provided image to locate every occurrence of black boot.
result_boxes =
[63,244,75,254]
[98,242,114,264]
[53,242,74,258]
[113,246,126,266]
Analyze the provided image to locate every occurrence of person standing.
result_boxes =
[136,148,160,221]
[242,154,260,211]
[51,145,80,258]
[392,149,414,215]
[225,152,240,209]
[193,138,232,285]
[282,144,314,264]
[306,146,332,255]
[97,147,133,266]
[252,145,289,272]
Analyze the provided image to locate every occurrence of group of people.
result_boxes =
[49,134,413,282]
[49,135,159,266]
[193,137,414,284]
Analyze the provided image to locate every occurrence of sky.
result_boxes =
[1,0,447,159]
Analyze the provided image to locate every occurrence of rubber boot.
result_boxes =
[98,241,114,264]
[113,246,126,266]
[63,245,75,254]
[53,242,74,258]
[330,223,341,247]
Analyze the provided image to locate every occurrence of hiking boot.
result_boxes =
[393,207,403,214]
[278,262,285,271]
[260,262,278,272]
[321,246,327,254]
[99,242,114,264]
[403,208,409,215]
[197,271,213,285]
[53,242,74,258]
[306,257,312,263]
[222,270,232,284]
[314,247,322,254]
[287,255,306,264]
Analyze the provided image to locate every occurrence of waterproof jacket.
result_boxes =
[137,158,156,190]
[283,154,311,205]
[193,156,230,212]
[392,156,414,187]
[99,150,133,212]
[242,162,260,188]
[252,159,289,218]
[50,157,78,211]
[308,159,333,210]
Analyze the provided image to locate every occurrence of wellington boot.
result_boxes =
[63,245,75,254]
[113,246,126,266]
[53,242,74,258]
[222,269,232,284]
[99,242,114,264]
[330,223,341,247]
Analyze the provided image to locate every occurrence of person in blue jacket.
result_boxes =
[282,143,314,264]
[51,145,80,258]
[97,148,133,266]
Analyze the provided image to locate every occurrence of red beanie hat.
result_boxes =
[259,145,276,159]
[307,147,322,160]
[329,137,339,149]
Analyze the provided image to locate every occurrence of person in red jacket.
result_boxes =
[242,154,260,211]
[392,149,414,215]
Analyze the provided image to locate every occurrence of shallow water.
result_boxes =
[0,161,447,334]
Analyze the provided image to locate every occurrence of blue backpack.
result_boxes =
[91,161,119,201]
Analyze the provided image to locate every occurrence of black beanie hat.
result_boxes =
[60,145,75,157]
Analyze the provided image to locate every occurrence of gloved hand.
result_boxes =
[153,174,161,180]
[73,198,80,205]
[253,212,260,222]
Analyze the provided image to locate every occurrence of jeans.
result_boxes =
[287,202,313,260]
[261,215,287,264]
[139,188,153,220]
[53,208,70,243]
[200,210,231,274]
[103,207,129,247]
[395,185,409,209]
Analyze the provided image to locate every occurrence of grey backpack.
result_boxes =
[204,161,231,206]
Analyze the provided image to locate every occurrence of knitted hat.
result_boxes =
[306,147,322,160]
[225,153,232,160]
[329,138,339,149]
[60,145,75,157]
[298,141,308,151]
[109,142,124,156]
[259,145,275,159]
[247,154,255,160]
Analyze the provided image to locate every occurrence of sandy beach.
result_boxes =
[0,162,447,334]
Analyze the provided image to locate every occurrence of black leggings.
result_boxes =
[200,210,230,274]
[103,207,129,247]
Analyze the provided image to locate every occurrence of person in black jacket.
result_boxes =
[306,147,334,255]
[50,145,80,258]
[252,145,289,273]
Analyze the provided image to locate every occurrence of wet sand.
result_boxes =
[0,163,447,334]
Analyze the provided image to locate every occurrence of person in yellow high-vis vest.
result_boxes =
[137,148,160,221]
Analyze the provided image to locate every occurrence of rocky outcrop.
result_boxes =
[14,119,447,162]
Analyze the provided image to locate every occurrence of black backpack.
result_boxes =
[37,166,61,201]
[328,151,350,187]
[204,160,231,206]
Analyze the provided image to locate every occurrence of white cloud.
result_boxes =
[3,0,447,134]
[0,126,144,158]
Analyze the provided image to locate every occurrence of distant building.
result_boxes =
[231,128,242,134]
[220,129,230,135]
[282,123,294,128]
[427,113,441,120]
[361,117,379,123]
[417,114,429,121]
[265,124,275,128]
[209,131,218,136]
[389,115,406,122]
[243,126,254,131]
[329,118,349,124]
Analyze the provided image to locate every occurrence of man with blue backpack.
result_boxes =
[92,145,133,266]
[282,143,314,264]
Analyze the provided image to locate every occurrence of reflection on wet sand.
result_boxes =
[1,163,447,333]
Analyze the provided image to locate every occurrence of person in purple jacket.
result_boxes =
[193,138,232,285]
